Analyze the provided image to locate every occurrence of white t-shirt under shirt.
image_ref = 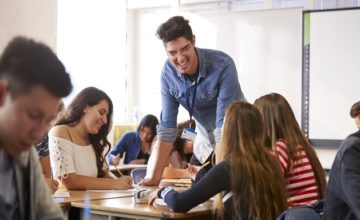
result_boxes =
[49,136,98,178]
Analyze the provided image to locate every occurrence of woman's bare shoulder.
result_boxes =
[49,125,71,141]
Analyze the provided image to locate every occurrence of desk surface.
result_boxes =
[71,196,212,220]
[54,190,135,208]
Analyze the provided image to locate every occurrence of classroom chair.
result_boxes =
[131,168,147,184]
[277,206,321,220]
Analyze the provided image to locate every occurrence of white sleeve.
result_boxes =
[49,136,76,179]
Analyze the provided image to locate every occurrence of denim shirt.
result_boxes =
[158,47,245,144]
[108,132,141,164]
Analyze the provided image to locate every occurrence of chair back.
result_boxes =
[277,206,321,220]
[313,199,325,218]
[131,168,147,184]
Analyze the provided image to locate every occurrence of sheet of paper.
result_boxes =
[53,191,70,198]
[86,188,137,193]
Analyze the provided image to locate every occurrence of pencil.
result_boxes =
[114,164,123,177]
[199,161,210,170]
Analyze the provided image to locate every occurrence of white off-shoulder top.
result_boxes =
[49,136,98,179]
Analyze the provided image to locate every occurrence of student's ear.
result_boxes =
[0,80,8,106]
[192,35,196,46]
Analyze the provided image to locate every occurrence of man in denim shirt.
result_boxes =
[142,16,244,186]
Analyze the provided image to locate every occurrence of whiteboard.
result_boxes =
[131,8,303,123]
[308,9,360,141]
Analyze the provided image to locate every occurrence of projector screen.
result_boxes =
[304,8,360,146]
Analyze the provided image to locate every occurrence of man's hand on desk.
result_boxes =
[139,177,161,186]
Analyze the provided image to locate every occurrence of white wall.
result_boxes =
[0,0,57,52]
[57,0,128,123]
[128,7,303,123]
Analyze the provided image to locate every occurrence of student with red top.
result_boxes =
[254,93,327,206]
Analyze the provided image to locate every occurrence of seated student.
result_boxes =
[323,100,360,220]
[162,120,195,179]
[254,93,327,207]
[49,87,132,190]
[109,114,158,165]
[0,36,72,219]
[35,100,64,194]
[36,135,58,194]
[148,102,288,220]
[169,120,195,169]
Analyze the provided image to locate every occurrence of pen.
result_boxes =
[199,161,210,170]
[114,164,123,177]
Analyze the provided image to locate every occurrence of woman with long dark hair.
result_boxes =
[148,102,287,219]
[109,114,158,165]
[254,93,327,206]
[49,87,132,190]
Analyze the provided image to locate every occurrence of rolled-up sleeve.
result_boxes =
[157,125,177,142]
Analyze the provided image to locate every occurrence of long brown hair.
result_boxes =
[54,87,113,177]
[215,101,287,220]
[253,93,327,199]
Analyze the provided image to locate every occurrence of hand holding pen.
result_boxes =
[112,153,121,165]
[187,161,210,180]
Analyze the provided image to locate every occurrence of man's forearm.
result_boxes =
[145,141,173,185]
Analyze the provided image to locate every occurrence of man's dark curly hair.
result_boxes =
[156,16,193,44]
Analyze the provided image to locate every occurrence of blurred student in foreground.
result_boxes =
[49,87,132,190]
[0,36,72,220]
[254,93,327,206]
[148,102,287,220]
[323,100,360,219]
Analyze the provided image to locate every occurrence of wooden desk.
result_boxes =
[54,190,135,208]
[71,196,213,220]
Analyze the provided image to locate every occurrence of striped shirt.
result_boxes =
[273,140,320,206]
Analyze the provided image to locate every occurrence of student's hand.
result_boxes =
[187,164,200,180]
[46,178,59,194]
[148,189,160,206]
[112,153,121,165]
[114,175,133,189]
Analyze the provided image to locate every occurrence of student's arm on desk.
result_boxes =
[39,156,59,194]
[148,161,230,212]
[59,173,132,190]
[129,159,146,164]
[140,140,173,186]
